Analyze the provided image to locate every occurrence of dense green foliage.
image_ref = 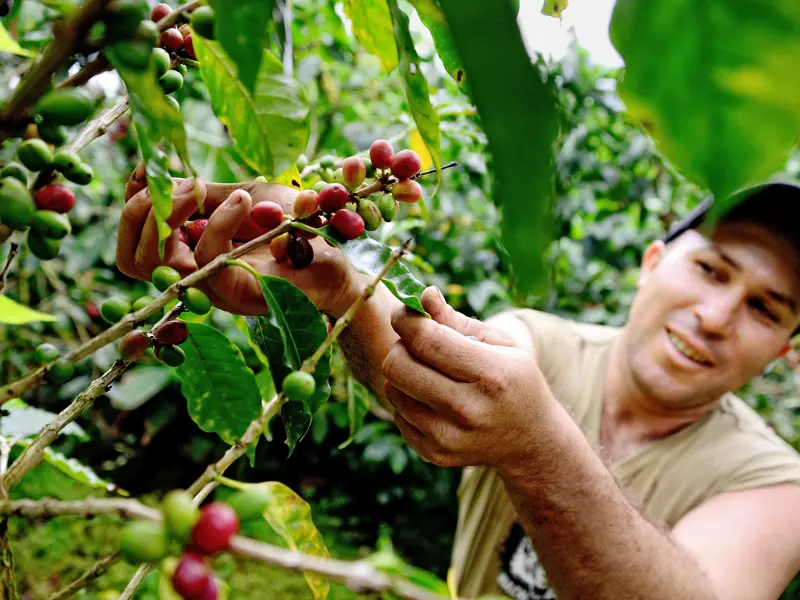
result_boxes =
[1,0,799,598]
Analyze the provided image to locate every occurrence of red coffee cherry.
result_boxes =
[156,320,189,346]
[331,209,365,240]
[250,201,284,230]
[119,330,151,362]
[390,149,421,180]
[178,229,189,245]
[184,34,195,59]
[190,502,240,556]
[150,2,172,22]
[34,184,76,214]
[342,157,366,189]
[185,219,207,245]
[199,575,219,600]
[297,213,327,240]
[179,24,192,38]
[392,179,423,203]
[286,236,314,269]
[172,552,213,600]
[293,190,319,219]
[369,139,394,170]
[270,233,290,261]
[318,183,349,213]
[161,28,184,53]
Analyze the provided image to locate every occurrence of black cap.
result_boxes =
[665,180,800,253]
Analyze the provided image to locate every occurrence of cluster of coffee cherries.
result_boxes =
[31,342,77,385]
[252,140,423,270]
[120,486,269,600]
[100,266,212,368]
[0,127,94,260]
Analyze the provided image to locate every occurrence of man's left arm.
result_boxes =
[381,288,800,600]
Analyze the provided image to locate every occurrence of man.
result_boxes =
[119,165,800,600]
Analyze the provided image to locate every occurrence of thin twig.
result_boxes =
[46,552,120,600]
[0,498,159,520]
[1,304,184,490]
[118,566,152,600]
[0,244,19,294]
[0,0,116,141]
[354,161,459,198]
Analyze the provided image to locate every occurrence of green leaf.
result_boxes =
[244,276,331,454]
[257,481,331,600]
[367,530,449,595]
[609,0,800,212]
[314,226,428,315]
[541,0,568,17]
[439,0,559,294]
[0,23,36,57]
[0,400,87,441]
[177,322,263,445]
[0,296,56,324]
[406,0,465,85]
[214,0,275,92]
[344,0,398,72]
[338,376,371,450]
[194,36,310,178]
[10,441,120,500]
[387,0,442,191]
[105,48,193,256]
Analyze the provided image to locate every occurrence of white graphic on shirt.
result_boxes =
[498,526,556,600]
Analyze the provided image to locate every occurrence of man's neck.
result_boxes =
[599,336,718,461]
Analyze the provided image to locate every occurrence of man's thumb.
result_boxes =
[420,286,516,347]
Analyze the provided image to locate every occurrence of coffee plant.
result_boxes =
[1,0,799,598]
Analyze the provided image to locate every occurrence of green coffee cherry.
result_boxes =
[100,296,132,324]
[46,359,74,384]
[377,193,398,222]
[34,88,94,127]
[175,63,188,77]
[295,154,308,171]
[36,122,68,147]
[52,151,81,174]
[363,157,375,178]
[113,40,154,70]
[343,201,357,212]
[190,5,216,39]
[0,162,29,184]
[156,344,185,367]
[182,288,211,315]
[226,487,270,522]
[104,0,149,41]
[318,155,335,169]
[132,295,163,324]
[357,198,382,231]
[64,162,93,186]
[282,371,315,402]
[28,231,61,260]
[0,177,35,229]
[332,168,345,185]
[31,210,71,240]
[34,343,60,364]
[120,521,168,564]
[162,490,199,542]
[152,265,181,292]
[165,96,180,112]
[158,70,183,94]
[17,139,53,171]
[136,18,159,46]
[312,181,327,193]
[151,47,171,78]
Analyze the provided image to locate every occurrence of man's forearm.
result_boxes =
[336,279,402,407]
[498,388,718,600]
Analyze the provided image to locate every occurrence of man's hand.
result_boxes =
[382,286,554,471]
[117,163,360,318]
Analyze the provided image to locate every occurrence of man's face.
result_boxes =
[621,220,800,410]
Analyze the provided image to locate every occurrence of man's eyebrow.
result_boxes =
[705,243,797,314]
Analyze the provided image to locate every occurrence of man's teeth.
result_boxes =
[667,332,708,365]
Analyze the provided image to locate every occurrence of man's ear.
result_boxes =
[638,240,666,288]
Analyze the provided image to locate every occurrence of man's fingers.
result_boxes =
[124,161,147,202]
[194,189,254,300]
[132,179,207,278]
[420,286,516,348]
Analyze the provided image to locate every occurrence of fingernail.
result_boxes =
[435,286,445,301]
[226,192,244,206]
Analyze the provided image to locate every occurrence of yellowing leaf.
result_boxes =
[0,23,36,57]
[409,129,433,171]
[0,296,56,324]
[541,0,568,18]
[270,164,303,190]
[259,482,331,600]
[344,0,398,72]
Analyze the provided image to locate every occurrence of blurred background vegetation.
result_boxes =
[1,0,799,598]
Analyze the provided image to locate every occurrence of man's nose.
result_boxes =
[694,291,741,338]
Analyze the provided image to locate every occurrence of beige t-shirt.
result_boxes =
[450,308,800,599]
